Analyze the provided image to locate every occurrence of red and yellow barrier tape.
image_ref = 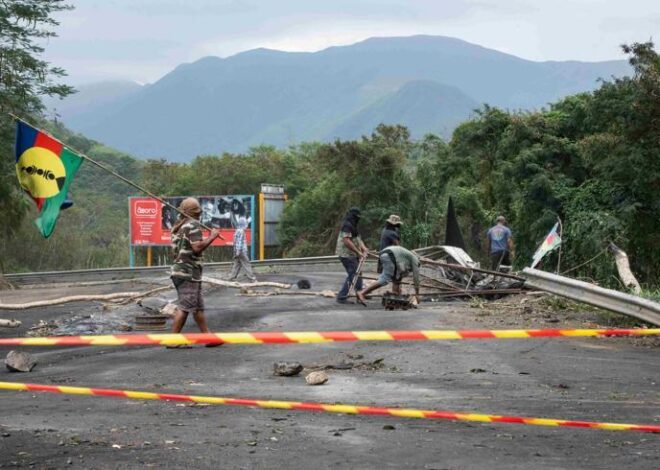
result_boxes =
[0,381,658,433]
[0,328,657,347]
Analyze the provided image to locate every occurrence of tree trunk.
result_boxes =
[608,243,642,294]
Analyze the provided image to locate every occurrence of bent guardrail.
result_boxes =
[522,268,660,326]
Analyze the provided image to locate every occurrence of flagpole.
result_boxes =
[556,216,563,274]
[9,113,224,239]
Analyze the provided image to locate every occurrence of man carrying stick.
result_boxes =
[169,197,220,346]
[335,208,369,304]
[357,245,420,305]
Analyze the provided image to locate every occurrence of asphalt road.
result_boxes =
[0,268,658,469]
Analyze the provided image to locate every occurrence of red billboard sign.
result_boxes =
[129,195,254,249]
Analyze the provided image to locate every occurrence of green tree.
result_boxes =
[0,0,74,244]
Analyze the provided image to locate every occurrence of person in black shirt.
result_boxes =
[378,214,402,273]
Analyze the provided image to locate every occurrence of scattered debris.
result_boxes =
[138,297,170,314]
[297,279,311,289]
[134,313,168,331]
[27,308,136,337]
[329,427,356,436]
[161,303,177,317]
[413,246,525,300]
[136,295,172,328]
[273,362,304,377]
[0,286,171,311]
[0,292,144,310]
[305,356,386,372]
[382,293,415,310]
[5,351,37,372]
[0,318,21,328]
[305,371,329,385]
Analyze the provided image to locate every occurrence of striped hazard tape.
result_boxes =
[0,328,658,347]
[0,381,658,433]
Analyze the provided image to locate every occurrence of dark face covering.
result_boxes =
[340,208,361,237]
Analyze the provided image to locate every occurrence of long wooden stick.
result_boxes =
[0,292,144,310]
[238,289,336,298]
[202,276,291,289]
[10,114,224,239]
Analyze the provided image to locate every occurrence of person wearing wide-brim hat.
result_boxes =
[378,214,403,273]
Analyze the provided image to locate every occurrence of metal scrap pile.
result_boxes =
[411,245,526,300]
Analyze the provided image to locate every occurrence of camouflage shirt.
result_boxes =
[335,231,362,258]
[171,219,203,281]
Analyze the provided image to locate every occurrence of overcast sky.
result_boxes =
[44,0,659,85]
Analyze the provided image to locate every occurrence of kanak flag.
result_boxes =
[15,121,83,238]
[531,223,562,269]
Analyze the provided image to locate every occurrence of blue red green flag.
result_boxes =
[531,222,562,268]
[14,121,84,238]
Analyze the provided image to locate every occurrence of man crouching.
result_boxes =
[169,197,220,343]
[356,246,420,305]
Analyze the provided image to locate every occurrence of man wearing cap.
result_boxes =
[487,215,514,271]
[378,214,402,273]
[357,245,420,305]
[169,197,220,342]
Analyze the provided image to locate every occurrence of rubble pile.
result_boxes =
[413,245,526,300]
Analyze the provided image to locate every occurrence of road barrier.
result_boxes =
[0,328,658,347]
[523,268,660,326]
[0,381,657,433]
[4,255,341,285]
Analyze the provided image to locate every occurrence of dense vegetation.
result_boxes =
[1,24,657,289]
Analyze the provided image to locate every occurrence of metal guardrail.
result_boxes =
[522,268,660,326]
[5,255,340,285]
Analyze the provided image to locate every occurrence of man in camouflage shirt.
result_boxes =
[169,197,220,342]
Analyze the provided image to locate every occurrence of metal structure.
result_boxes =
[259,184,287,260]
[522,268,660,326]
[4,255,339,285]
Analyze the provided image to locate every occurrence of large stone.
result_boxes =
[305,371,329,385]
[273,362,303,377]
[138,297,170,314]
[160,303,177,317]
[5,351,37,372]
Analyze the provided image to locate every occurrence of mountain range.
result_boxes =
[46,35,630,161]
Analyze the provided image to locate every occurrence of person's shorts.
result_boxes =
[172,277,204,313]
[377,252,398,285]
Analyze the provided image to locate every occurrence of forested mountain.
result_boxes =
[330,80,477,140]
[43,80,143,122]
[50,35,630,161]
